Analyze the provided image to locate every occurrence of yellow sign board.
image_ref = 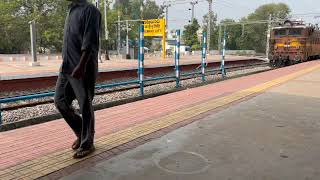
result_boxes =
[143,18,166,59]
[143,19,165,37]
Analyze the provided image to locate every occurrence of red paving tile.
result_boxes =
[0,61,319,171]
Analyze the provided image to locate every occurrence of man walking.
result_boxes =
[54,0,101,159]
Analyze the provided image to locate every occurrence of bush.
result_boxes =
[191,44,202,51]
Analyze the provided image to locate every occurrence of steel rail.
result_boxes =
[1,62,269,112]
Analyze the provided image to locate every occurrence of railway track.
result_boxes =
[0,59,264,92]
[1,62,270,112]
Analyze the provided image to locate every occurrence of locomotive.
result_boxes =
[269,20,320,67]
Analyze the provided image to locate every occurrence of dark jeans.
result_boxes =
[54,72,96,149]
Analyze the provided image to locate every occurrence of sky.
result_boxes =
[154,0,320,30]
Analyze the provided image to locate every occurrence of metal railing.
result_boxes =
[0,28,227,125]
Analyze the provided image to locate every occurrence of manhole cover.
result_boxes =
[152,151,210,174]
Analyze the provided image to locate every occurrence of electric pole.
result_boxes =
[163,2,171,31]
[104,0,109,40]
[241,24,245,36]
[218,24,222,54]
[189,1,198,22]
[266,14,272,61]
[221,25,226,77]
[126,20,130,59]
[104,0,110,60]
[29,20,40,66]
[207,0,212,53]
[140,0,144,20]
[94,0,103,63]
[117,10,121,56]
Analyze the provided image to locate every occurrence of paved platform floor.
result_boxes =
[0,55,257,79]
[62,65,320,180]
[0,61,319,180]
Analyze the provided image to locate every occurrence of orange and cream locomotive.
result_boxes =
[269,20,320,67]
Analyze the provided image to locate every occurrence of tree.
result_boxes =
[0,0,164,54]
[202,12,218,49]
[0,1,30,53]
[0,1,292,54]
[100,7,119,51]
[238,3,291,53]
[220,19,243,50]
[247,3,290,21]
[108,0,164,51]
[142,0,164,20]
[183,19,200,48]
[115,0,164,20]
[206,3,291,52]
[0,0,68,53]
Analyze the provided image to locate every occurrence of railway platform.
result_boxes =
[0,55,259,80]
[0,60,319,179]
[0,55,266,93]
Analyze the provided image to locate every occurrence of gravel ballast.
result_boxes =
[1,66,271,124]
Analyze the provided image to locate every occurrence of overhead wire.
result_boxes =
[216,0,255,11]
[160,0,320,29]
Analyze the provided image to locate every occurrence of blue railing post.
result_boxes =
[221,26,227,77]
[138,25,145,96]
[201,31,207,82]
[175,29,181,88]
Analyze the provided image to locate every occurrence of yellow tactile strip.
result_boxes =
[1,64,320,180]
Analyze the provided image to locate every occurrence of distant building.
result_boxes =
[150,30,191,55]
[166,38,190,55]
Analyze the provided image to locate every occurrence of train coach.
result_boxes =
[269,20,320,67]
